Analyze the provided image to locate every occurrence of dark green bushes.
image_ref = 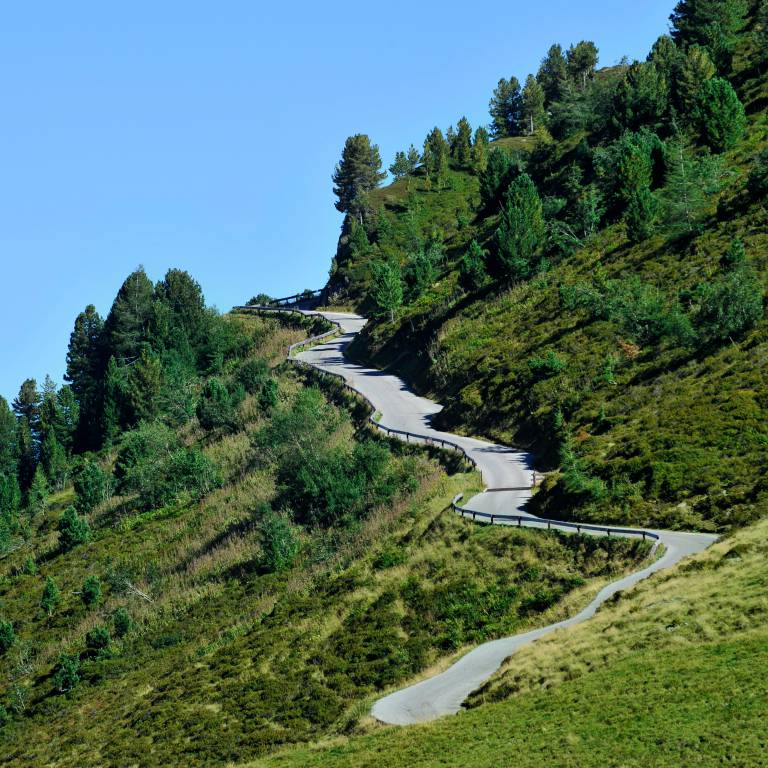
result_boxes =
[58,506,91,551]
[196,378,243,431]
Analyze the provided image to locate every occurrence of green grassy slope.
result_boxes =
[247,516,768,768]
[0,312,649,767]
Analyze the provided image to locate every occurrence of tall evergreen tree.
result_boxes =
[648,35,684,83]
[422,127,450,188]
[369,262,403,322]
[693,77,746,152]
[406,144,420,173]
[12,379,41,440]
[494,173,546,281]
[522,75,546,134]
[489,77,523,137]
[15,417,36,492]
[103,267,155,364]
[65,304,104,450]
[332,134,386,220]
[454,117,473,165]
[677,45,716,114]
[613,61,669,131]
[472,127,490,172]
[537,44,569,105]
[670,0,748,73]
[0,397,17,478]
[389,151,410,180]
[125,347,163,423]
[54,386,79,452]
[155,269,205,349]
[566,41,599,90]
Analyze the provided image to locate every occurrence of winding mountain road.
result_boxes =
[290,311,718,726]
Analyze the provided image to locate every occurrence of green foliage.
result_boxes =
[85,626,111,658]
[692,77,746,153]
[0,472,21,523]
[521,75,546,135]
[369,261,404,321]
[494,173,546,281]
[196,378,241,431]
[566,41,599,90]
[454,117,473,165]
[259,509,301,572]
[537,44,568,104]
[748,149,768,198]
[489,77,522,137]
[459,240,489,292]
[625,186,659,242]
[74,461,110,515]
[125,346,163,422]
[41,576,61,616]
[422,127,450,188]
[0,618,15,654]
[528,351,567,380]
[694,266,764,343]
[388,151,410,180]
[112,607,133,638]
[677,45,716,114]
[403,245,439,302]
[613,61,669,131]
[27,466,48,516]
[479,149,520,211]
[52,653,80,693]
[81,575,102,608]
[472,127,490,172]
[332,134,386,217]
[115,421,177,487]
[58,506,91,551]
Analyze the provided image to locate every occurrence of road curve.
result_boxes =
[290,311,718,726]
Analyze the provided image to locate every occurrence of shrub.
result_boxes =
[74,462,110,515]
[692,77,746,153]
[748,149,768,198]
[81,575,101,608]
[237,358,269,394]
[85,626,111,658]
[52,653,80,693]
[0,619,15,653]
[112,607,133,638]
[0,703,8,727]
[196,377,240,431]
[459,240,489,292]
[694,267,764,343]
[260,509,301,572]
[41,577,61,616]
[528,351,567,380]
[58,506,90,551]
[258,379,279,412]
[115,422,178,490]
[625,187,659,242]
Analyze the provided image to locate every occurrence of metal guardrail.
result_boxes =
[244,289,326,309]
[450,493,660,541]
[235,305,657,544]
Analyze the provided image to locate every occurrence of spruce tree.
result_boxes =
[495,173,545,281]
[406,144,420,173]
[0,472,20,524]
[104,267,155,364]
[422,127,450,188]
[155,269,206,348]
[537,44,568,104]
[459,240,489,291]
[0,396,17,478]
[454,117,473,165]
[670,0,748,73]
[27,466,48,515]
[489,77,523,137]
[522,75,546,134]
[12,379,41,441]
[369,262,403,322]
[479,149,520,210]
[472,127,490,173]
[625,187,659,242]
[332,134,386,220]
[125,347,163,423]
[677,45,716,114]
[388,151,410,180]
[693,77,746,152]
[613,61,669,131]
[566,41,599,90]
[58,506,90,551]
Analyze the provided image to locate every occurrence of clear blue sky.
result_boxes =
[0,0,674,401]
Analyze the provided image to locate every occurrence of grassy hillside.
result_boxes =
[0,303,650,766]
[339,23,768,534]
[246,516,768,768]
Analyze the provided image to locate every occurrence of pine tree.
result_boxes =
[81,575,102,608]
[648,35,684,83]
[693,77,746,152]
[40,432,67,491]
[406,144,420,173]
[12,379,41,441]
[521,75,546,135]
[479,148,520,210]
[104,267,155,364]
[489,77,523,137]
[15,417,36,492]
[54,386,79,452]
[125,347,163,423]
[389,151,410,180]
[422,127,450,188]
[332,134,386,220]
[155,269,206,348]
[677,45,716,114]
[625,187,659,242]
[459,240,489,291]
[472,127,490,172]
[537,44,569,105]
[0,472,20,524]
[27,466,48,515]
[454,117,473,165]
[58,506,90,551]
[446,125,457,155]
[41,576,61,616]
[495,173,546,281]
[65,304,104,451]
[670,0,748,73]
[0,397,17,478]
[369,262,403,322]
[613,61,669,131]
[566,41,599,90]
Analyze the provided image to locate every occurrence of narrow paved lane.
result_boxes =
[293,311,718,725]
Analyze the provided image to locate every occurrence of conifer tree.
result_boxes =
[670,0,748,73]
[422,127,450,188]
[0,472,20,524]
[677,45,716,114]
[495,173,546,281]
[0,397,17,478]
[155,269,206,348]
[15,417,36,492]
[522,75,546,134]
[370,262,403,322]
[648,35,683,84]
[332,134,386,220]
[389,151,410,180]
[58,506,90,551]
[454,117,473,165]
[40,432,67,491]
[125,347,163,423]
[625,187,659,242]
[12,379,41,442]
[446,125,457,155]
[27,466,48,515]
[41,577,61,616]
[459,240,489,291]
[693,77,746,152]
[489,77,523,137]
[537,44,568,105]
[756,1,768,71]
[406,144,420,173]
[104,267,155,364]
[613,61,669,131]
[566,41,599,90]
[54,386,79,452]
[472,127,490,172]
